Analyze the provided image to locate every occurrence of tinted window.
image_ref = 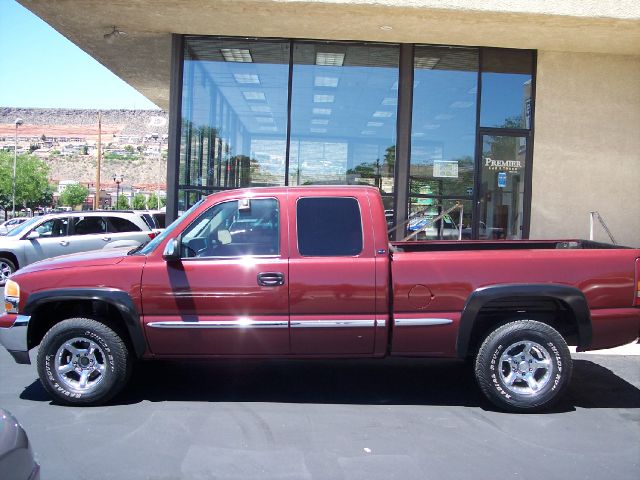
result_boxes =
[108,217,142,233]
[72,217,107,235]
[180,198,279,258]
[297,197,362,256]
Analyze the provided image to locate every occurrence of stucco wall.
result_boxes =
[531,51,640,247]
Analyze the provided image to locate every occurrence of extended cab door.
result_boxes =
[141,195,290,356]
[288,190,381,355]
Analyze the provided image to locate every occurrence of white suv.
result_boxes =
[0,211,155,284]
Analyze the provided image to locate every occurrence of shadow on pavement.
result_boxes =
[20,357,640,411]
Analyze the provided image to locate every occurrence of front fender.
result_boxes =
[23,288,146,358]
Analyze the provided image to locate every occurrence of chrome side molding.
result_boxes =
[394,318,453,327]
[290,319,376,328]
[147,319,288,329]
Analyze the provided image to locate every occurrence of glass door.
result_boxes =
[477,133,529,240]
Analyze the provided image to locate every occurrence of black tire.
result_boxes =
[37,318,132,406]
[0,256,16,285]
[474,320,572,412]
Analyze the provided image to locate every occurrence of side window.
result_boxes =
[297,197,363,256]
[34,218,68,238]
[108,217,142,233]
[72,216,107,236]
[180,198,279,258]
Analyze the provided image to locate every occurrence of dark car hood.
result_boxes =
[18,247,129,275]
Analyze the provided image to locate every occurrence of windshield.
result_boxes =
[6,216,42,237]
[135,199,205,255]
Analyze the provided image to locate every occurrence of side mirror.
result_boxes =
[26,231,40,240]
[162,238,181,262]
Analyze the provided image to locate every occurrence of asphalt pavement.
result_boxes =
[1,348,638,480]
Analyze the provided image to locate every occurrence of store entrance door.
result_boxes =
[476,133,529,240]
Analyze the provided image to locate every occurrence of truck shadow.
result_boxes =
[21,358,640,412]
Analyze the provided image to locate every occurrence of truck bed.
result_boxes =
[389,239,639,356]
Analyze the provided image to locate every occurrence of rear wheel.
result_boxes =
[474,320,572,412]
[37,318,132,406]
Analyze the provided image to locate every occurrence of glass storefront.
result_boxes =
[175,37,535,240]
[289,42,398,210]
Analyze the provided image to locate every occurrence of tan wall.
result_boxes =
[531,51,640,247]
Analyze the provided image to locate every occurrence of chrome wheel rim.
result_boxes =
[0,261,13,283]
[498,340,552,396]
[54,337,107,392]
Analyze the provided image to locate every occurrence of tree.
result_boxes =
[60,183,89,208]
[148,192,166,209]
[132,193,147,210]
[116,195,130,209]
[0,152,51,214]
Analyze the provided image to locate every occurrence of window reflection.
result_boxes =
[179,37,290,210]
[289,42,399,199]
[410,46,478,200]
[407,198,471,241]
[480,49,533,129]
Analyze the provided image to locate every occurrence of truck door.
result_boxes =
[288,192,378,354]
[141,195,290,355]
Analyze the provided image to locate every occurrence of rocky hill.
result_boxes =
[0,108,168,188]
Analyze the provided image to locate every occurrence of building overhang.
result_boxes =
[18,0,640,110]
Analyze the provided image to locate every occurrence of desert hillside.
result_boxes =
[0,107,168,188]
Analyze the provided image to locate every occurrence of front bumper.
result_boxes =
[0,313,31,364]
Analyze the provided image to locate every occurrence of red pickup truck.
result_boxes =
[1,186,639,411]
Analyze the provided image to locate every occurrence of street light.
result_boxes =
[113,174,124,209]
[12,118,24,218]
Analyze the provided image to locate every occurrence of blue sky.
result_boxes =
[0,0,159,110]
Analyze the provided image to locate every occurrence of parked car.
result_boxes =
[0,186,639,412]
[0,211,156,284]
[138,210,166,230]
[0,409,40,480]
[0,218,29,236]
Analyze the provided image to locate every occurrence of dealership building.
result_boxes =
[18,1,640,245]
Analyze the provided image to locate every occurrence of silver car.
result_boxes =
[0,212,154,284]
[0,409,39,480]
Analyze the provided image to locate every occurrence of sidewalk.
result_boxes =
[571,340,640,356]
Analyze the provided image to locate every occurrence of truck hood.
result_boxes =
[17,247,130,275]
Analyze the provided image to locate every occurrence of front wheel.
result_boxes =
[0,257,16,285]
[474,320,572,412]
[37,318,132,406]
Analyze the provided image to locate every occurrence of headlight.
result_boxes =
[4,279,20,314]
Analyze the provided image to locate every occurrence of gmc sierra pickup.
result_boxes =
[1,186,638,411]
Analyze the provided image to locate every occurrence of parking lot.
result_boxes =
[1,348,638,480]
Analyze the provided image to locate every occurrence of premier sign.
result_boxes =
[484,157,523,172]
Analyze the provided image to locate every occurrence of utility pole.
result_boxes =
[12,118,24,218]
[95,112,102,210]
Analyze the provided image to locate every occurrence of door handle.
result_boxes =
[102,237,111,242]
[257,272,285,287]
[59,240,69,246]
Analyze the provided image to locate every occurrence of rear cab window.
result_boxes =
[296,197,363,256]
